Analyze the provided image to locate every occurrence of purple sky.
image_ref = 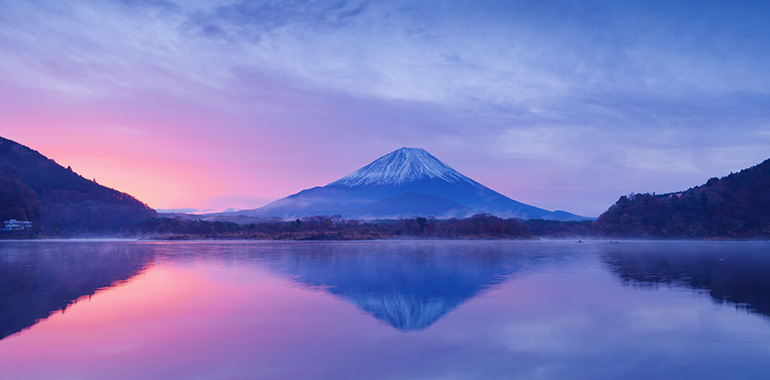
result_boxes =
[1,0,769,217]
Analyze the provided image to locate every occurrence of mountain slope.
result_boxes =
[347,192,471,219]
[332,147,473,186]
[0,136,156,233]
[594,158,770,238]
[0,166,42,223]
[235,147,586,220]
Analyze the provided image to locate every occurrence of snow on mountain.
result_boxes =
[224,147,588,220]
[332,147,474,186]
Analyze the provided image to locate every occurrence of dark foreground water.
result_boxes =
[1,240,769,380]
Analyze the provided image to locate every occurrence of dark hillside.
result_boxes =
[0,136,155,234]
[0,166,41,223]
[594,159,770,238]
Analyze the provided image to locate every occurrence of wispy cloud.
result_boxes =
[1,0,769,216]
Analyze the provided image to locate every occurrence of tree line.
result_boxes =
[593,158,770,239]
[126,214,593,240]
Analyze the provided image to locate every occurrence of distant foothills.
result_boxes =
[1,136,768,240]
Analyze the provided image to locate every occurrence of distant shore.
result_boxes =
[5,214,767,241]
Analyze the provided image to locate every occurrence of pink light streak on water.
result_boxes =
[0,262,390,380]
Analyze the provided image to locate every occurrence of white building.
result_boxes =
[3,219,33,231]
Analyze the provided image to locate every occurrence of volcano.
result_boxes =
[234,147,586,220]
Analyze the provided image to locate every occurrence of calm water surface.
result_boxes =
[1,240,769,379]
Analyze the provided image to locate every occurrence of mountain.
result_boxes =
[594,158,770,238]
[232,147,586,220]
[0,166,41,224]
[0,136,156,233]
[348,192,471,219]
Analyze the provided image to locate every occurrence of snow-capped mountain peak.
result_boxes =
[331,147,473,186]
[227,146,587,220]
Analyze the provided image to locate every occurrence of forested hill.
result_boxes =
[594,158,770,239]
[0,136,155,234]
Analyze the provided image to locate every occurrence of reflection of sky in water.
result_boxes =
[0,241,154,340]
[0,241,769,379]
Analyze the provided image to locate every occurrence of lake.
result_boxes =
[1,240,769,379]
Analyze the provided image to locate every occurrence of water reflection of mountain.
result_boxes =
[0,242,154,340]
[259,242,546,331]
[600,242,770,319]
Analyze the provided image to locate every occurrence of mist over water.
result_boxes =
[1,240,769,379]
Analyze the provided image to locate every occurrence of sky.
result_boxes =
[1,0,769,217]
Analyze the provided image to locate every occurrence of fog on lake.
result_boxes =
[1,240,769,379]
